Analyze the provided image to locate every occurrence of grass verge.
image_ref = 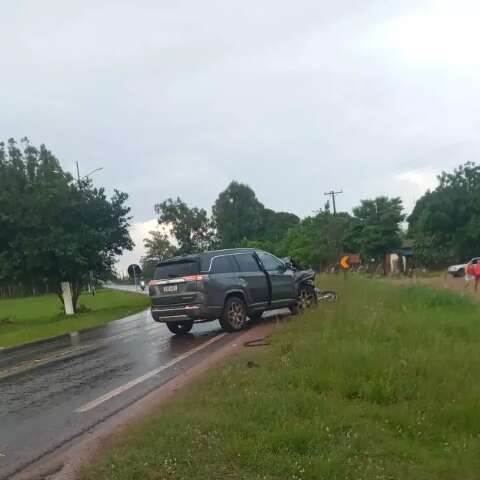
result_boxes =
[0,289,149,348]
[81,276,480,480]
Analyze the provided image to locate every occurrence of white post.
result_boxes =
[61,282,75,315]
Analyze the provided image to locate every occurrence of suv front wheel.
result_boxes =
[290,284,317,315]
[166,320,194,335]
[220,296,248,332]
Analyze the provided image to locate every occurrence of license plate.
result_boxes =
[163,285,178,293]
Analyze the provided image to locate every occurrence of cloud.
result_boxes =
[2,0,480,233]
[117,218,177,273]
[395,170,438,193]
[394,169,439,212]
[117,218,158,274]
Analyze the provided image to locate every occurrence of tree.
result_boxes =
[155,198,214,254]
[408,162,480,267]
[213,181,300,248]
[213,181,265,248]
[351,196,405,272]
[143,230,176,261]
[140,258,158,281]
[259,209,300,244]
[241,239,279,256]
[0,138,133,309]
[140,230,176,280]
[279,211,354,269]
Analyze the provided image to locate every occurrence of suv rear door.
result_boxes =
[234,253,269,309]
[256,251,296,307]
[206,254,243,307]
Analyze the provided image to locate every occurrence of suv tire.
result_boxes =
[166,320,194,335]
[220,296,248,332]
[290,284,317,315]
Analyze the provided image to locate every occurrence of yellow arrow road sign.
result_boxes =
[340,255,350,269]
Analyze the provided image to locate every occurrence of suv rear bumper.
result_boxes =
[151,304,222,323]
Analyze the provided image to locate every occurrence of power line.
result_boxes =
[324,190,343,214]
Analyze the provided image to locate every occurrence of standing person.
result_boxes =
[474,261,480,293]
[464,260,475,292]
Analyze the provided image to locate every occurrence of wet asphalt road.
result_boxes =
[0,285,245,479]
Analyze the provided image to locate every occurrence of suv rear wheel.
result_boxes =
[166,320,193,335]
[220,296,247,332]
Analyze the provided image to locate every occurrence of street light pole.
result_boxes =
[76,161,81,186]
[74,162,103,186]
[84,167,104,179]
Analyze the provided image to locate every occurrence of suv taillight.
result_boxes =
[183,275,204,281]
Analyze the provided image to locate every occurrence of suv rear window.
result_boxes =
[235,253,261,272]
[154,260,199,279]
[210,255,238,274]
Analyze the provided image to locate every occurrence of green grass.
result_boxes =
[0,289,149,348]
[81,276,480,480]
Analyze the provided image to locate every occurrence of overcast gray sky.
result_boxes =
[2,0,480,270]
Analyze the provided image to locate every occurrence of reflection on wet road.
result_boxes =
[0,307,226,479]
[104,282,148,295]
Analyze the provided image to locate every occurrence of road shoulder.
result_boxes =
[12,322,276,480]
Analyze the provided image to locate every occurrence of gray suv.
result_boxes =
[149,248,317,335]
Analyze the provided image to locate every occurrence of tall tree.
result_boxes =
[155,198,214,254]
[259,209,300,244]
[0,138,133,309]
[213,181,265,248]
[408,162,480,266]
[140,231,176,280]
[279,211,354,269]
[143,230,176,261]
[351,196,404,270]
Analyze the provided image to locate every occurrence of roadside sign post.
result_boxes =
[127,264,142,291]
[340,255,350,278]
[340,255,350,270]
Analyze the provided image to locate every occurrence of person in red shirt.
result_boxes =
[474,262,480,292]
[463,261,476,292]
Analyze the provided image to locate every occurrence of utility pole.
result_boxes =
[324,190,343,214]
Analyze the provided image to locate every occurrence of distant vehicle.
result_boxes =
[149,248,317,335]
[447,263,466,277]
[447,257,480,277]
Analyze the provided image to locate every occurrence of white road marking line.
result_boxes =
[75,333,227,413]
